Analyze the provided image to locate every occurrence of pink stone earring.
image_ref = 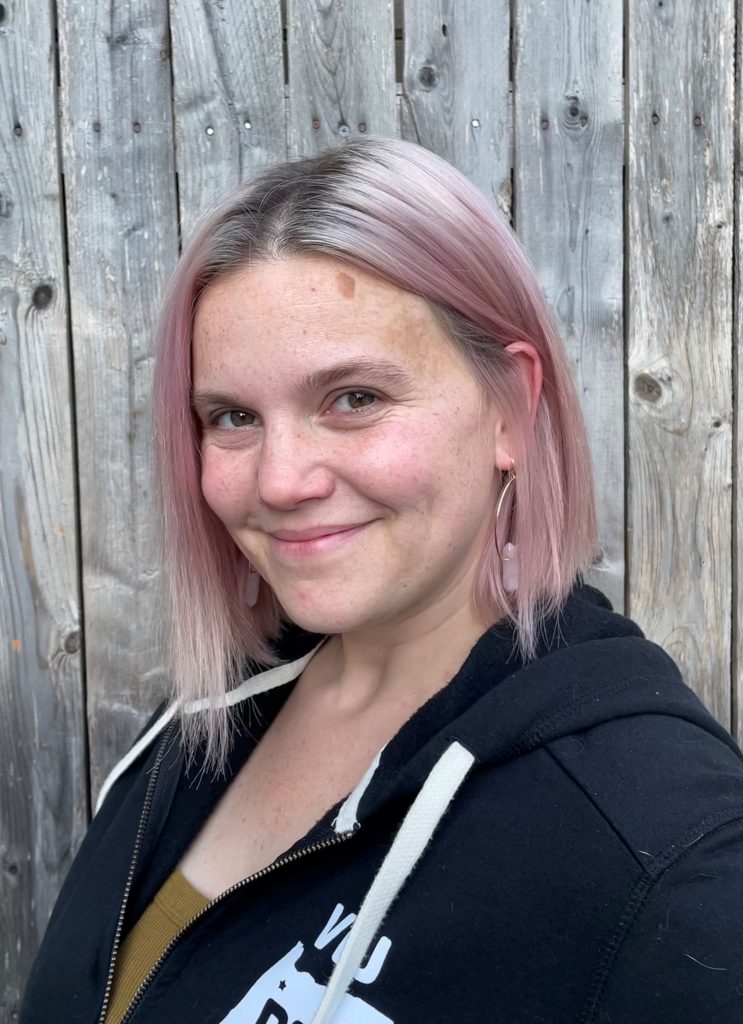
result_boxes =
[494,456,519,593]
[244,568,261,608]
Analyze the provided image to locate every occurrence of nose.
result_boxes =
[256,420,335,510]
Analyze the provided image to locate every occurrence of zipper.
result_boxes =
[97,719,178,1024]
[116,828,356,1024]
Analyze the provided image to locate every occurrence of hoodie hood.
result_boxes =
[307,581,740,1022]
[301,580,743,1023]
[325,581,736,826]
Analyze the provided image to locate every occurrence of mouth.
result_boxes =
[268,522,372,558]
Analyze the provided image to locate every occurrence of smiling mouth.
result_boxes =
[268,522,372,558]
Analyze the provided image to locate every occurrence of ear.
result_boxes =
[493,342,544,473]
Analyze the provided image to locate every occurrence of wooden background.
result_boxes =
[1,0,740,1014]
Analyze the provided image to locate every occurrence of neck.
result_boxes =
[298,588,501,718]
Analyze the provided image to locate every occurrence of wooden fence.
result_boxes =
[1,0,740,1015]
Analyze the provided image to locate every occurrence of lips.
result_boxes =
[269,524,367,542]
[267,522,372,558]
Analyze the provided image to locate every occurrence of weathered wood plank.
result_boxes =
[57,0,179,797]
[401,0,511,217]
[170,0,287,239]
[287,0,396,157]
[514,0,624,615]
[0,0,86,1015]
[734,0,742,748]
[627,0,734,724]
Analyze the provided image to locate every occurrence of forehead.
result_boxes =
[192,254,454,369]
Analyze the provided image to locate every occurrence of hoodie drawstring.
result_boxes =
[94,644,327,815]
[311,740,475,1024]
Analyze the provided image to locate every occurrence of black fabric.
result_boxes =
[21,581,743,1023]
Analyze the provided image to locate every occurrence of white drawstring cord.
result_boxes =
[311,741,475,1024]
[94,643,326,815]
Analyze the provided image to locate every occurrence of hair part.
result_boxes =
[152,136,600,771]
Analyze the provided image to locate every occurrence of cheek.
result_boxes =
[353,426,464,527]
[377,413,495,517]
[355,427,433,503]
[200,446,253,525]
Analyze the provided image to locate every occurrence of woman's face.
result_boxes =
[192,254,505,636]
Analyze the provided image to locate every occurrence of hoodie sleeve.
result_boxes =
[592,816,743,1023]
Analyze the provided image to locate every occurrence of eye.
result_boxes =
[332,390,379,413]
[213,409,256,429]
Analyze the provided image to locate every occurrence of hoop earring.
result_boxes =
[244,567,261,608]
[494,456,519,593]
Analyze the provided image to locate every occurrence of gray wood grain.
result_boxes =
[734,0,742,748]
[401,0,512,217]
[0,0,86,1014]
[56,0,179,798]
[287,0,396,158]
[627,0,734,725]
[514,0,624,616]
[171,0,287,239]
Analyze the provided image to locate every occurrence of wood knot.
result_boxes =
[564,96,589,128]
[418,65,438,89]
[32,284,53,309]
[63,630,81,655]
[633,372,663,403]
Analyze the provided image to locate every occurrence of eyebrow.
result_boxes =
[191,389,247,415]
[295,358,415,395]
[192,358,415,412]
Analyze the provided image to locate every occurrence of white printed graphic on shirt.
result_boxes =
[219,902,393,1024]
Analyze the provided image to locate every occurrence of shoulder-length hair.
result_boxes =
[153,135,600,769]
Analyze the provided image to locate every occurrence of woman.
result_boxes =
[22,137,742,1023]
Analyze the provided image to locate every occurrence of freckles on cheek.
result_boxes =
[368,436,425,487]
[376,451,429,499]
[200,448,249,525]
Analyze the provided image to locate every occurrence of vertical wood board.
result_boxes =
[171,0,287,240]
[734,0,742,747]
[0,0,86,1014]
[287,0,396,157]
[514,0,625,615]
[627,0,734,724]
[57,0,180,797]
[401,0,512,217]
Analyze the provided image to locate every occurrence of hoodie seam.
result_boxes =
[503,676,666,760]
[542,745,648,870]
[577,809,743,1024]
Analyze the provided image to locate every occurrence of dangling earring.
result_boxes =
[244,567,261,608]
[494,456,519,593]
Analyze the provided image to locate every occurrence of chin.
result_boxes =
[275,590,378,637]
[282,608,361,637]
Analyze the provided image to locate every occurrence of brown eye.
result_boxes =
[334,391,378,412]
[215,410,255,429]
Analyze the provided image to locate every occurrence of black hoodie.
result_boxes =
[21,582,743,1023]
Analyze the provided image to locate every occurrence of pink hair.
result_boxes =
[153,136,600,769]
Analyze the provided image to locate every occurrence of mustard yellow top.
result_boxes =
[104,869,210,1024]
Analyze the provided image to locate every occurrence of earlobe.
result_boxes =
[494,449,516,475]
[492,421,514,475]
